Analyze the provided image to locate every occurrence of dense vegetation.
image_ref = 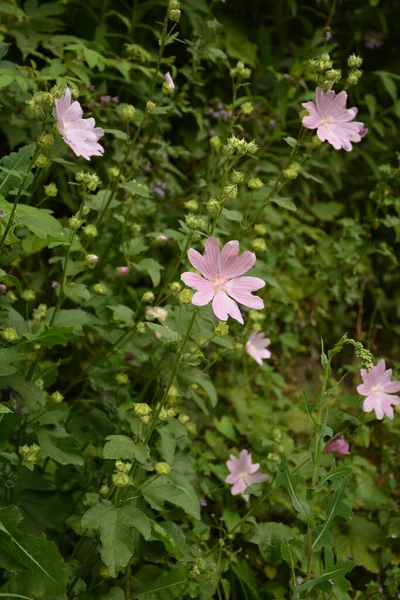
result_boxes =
[0,0,399,598]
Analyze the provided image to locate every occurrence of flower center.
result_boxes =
[371,384,384,394]
[239,471,248,481]
[212,275,227,292]
[319,115,335,129]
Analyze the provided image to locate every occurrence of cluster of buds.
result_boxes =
[134,402,152,424]
[26,90,54,117]
[230,60,251,80]
[283,161,302,180]
[347,54,363,86]
[222,135,258,157]
[169,0,181,22]
[154,462,171,475]
[19,443,40,463]
[190,558,207,579]
[185,214,206,230]
[309,53,333,74]
[75,171,100,192]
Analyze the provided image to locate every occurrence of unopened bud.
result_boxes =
[86,253,99,266]
[19,443,40,463]
[115,459,132,473]
[68,216,81,230]
[231,170,244,184]
[112,472,129,487]
[179,289,193,304]
[134,403,152,417]
[1,327,19,342]
[21,289,36,302]
[44,183,57,197]
[251,238,267,252]
[142,291,155,303]
[210,136,222,151]
[35,155,48,168]
[154,462,171,475]
[83,224,98,238]
[206,197,221,215]
[348,54,363,68]
[248,177,264,190]
[50,391,64,403]
[169,8,181,22]
[184,199,199,211]
[115,372,129,385]
[240,101,254,115]
[93,282,107,295]
[38,133,55,149]
[222,184,237,201]
[214,322,229,337]
[168,281,182,294]
[122,104,136,120]
[146,100,156,112]
[100,485,109,496]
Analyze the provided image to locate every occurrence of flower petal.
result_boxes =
[225,276,265,309]
[187,237,219,280]
[212,290,244,324]
[219,242,256,279]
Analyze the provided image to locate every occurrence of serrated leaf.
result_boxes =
[315,462,352,493]
[36,427,84,466]
[312,478,352,551]
[103,435,149,463]
[0,506,67,596]
[276,456,309,518]
[64,282,91,302]
[250,522,294,564]
[298,390,318,426]
[142,473,200,519]
[23,326,74,347]
[296,554,355,595]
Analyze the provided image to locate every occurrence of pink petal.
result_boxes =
[383,381,400,393]
[181,272,214,305]
[187,237,219,280]
[212,290,243,324]
[357,382,371,396]
[231,479,248,496]
[225,276,265,309]
[225,473,239,484]
[248,472,268,486]
[219,242,256,279]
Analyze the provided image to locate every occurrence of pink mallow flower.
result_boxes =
[301,87,366,151]
[181,236,265,324]
[246,332,271,366]
[357,359,400,420]
[225,449,267,501]
[55,89,104,160]
[323,435,350,455]
[116,266,130,277]
[164,72,175,90]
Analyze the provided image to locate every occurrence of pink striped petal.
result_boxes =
[219,243,256,279]
[187,236,219,280]
[212,290,243,324]
[225,276,265,309]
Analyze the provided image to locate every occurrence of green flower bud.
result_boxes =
[33,304,47,320]
[134,403,152,417]
[251,238,267,252]
[246,140,259,155]
[231,169,244,184]
[240,101,254,115]
[100,566,110,578]
[184,199,199,211]
[131,223,142,233]
[142,291,155,303]
[136,322,145,333]
[115,372,129,385]
[168,281,182,294]
[112,472,130,487]
[325,68,341,83]
[85,253,99,266]
[83,224,98,238]
[283,161,301,180]
[1,327,19,342]
[115,459,132,473]
[178,413,190,424]
[146,100,156,112]
[141,415,150,424]
[6,291,17,303]
[50,391,64,403]
[19,443,40,463]
[267,452,280,462]
[347,69,362,86]
[21,289,36,302]
[44,183,57,197]
[214,322,229,337]
[38,133,55,149]
[348,54,363,68]
[254,223,267,235]
[230,60,251,80]
[210,136,222,151]
[249,309,265,321]
[221,184,237,202]
[107,167,120,179]
[186,422,197,435]
[68,216,81,230]
[248,177,264,190]
[34,155,48,169]
[35,378,44,390]
[154,462,171,475]
[93,282,107,295]
[169,8,181,22]
[100,485,109,496]
[122,104,136,120]
[206,197,221,215]
[179,289,193,304]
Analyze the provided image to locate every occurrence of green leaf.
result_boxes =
[134,258,164,287]
[100,587,125,600]
[157,420,187,463]
[276,456,309,518]
[103,129,129,140]
[134,564,189,599]
[179,368,218,407]
[0,145,34,196]
[0,506,67,596]
[271,196,296,211]
[310,202,344,221]
[296,553,355,595]
[0,403,12,414]
[0,73,14,88]
[335,516,381,573]
[298,390,318,426]
[142,473,200,519]
[103,435,149,463]
[0,196,65,241]
[315,462,352,493]
[312,478,352,551]
[249,522,294,564]
[81,501,151,577]
[146,322,178,342]
[0,42,10,60]
[64,282,91,302]
[376,70,398,102]
[36,427,84,466]
[0,346,29,376]
[221,208,243,222]
[121,180,151,198]
[214,415,237,442]
[23,326,74,348]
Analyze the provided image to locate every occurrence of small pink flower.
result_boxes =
[55,89,104,160]
[157,235,169,243]
[164,72,175,90]
[225,449,267,501]
[116,266,130,277]
[181,237,265,324]
[357,359,400,420]
[154,332,162,340]
[323,435,350,455]
[246,332,271,366]
[301,87,366,151]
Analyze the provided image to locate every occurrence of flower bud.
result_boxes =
[115,372,129,385]
[100,566,110,578]
[134,403,152,417]
[231,170,244,184]
[141,415,150,424]
[154,462,171,475]
[115,459,132,473]
[19,443,40,463]
[283,162,301,180]
[7,291,17,303]
[146,100,156,112]
[169,8,181,22]
[240,101,254,115]
[122,104,136,120]
[93,282,107,295]
[83,224,98,238]
[44,183,57,197]
[254,224,267,235]
[249,309,265,321]
[168,281,182,294]
[116,266,130,277]
[214,322,229,337]
[136,322,145,333]
[184,199,199,211]
[33,304,47,321]
[50,391,64,403]
[348,54,363,68]
[178,413,190,424]
[267,453,280,462]
[0,284,7,294]
[142,291,155,303]
[131,223,142,233]
[112,472,129,487]
[210,135,222,151]
[86,253,99,266]
[248,177,264,190]
[162,72,175,95]
[186,422,197,435]
[34,155,48,169]
[206,197,221,215]
[38,133,55,149]
[251,238,267,252]
[21,289,36,302]
[347,69,362,86]
[325,68,341,83]
[179,289,193,304]
[107,167,120,179]
[1,327,19,342]
[246,140,259,155]
[100,485,109,496]
[222,184,237,202]
[68,216,81,230]
[35,378,44,389]
[230,60,251,80]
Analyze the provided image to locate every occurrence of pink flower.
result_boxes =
[246,332,271,366]
[301,87,366,151]
[116,266,130,277]
[323,435,350,455]
[55,89,104,160]
[225,449,267,501]
[181,237,265,324]
[164,72,175,90]
[357,359,400,420]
